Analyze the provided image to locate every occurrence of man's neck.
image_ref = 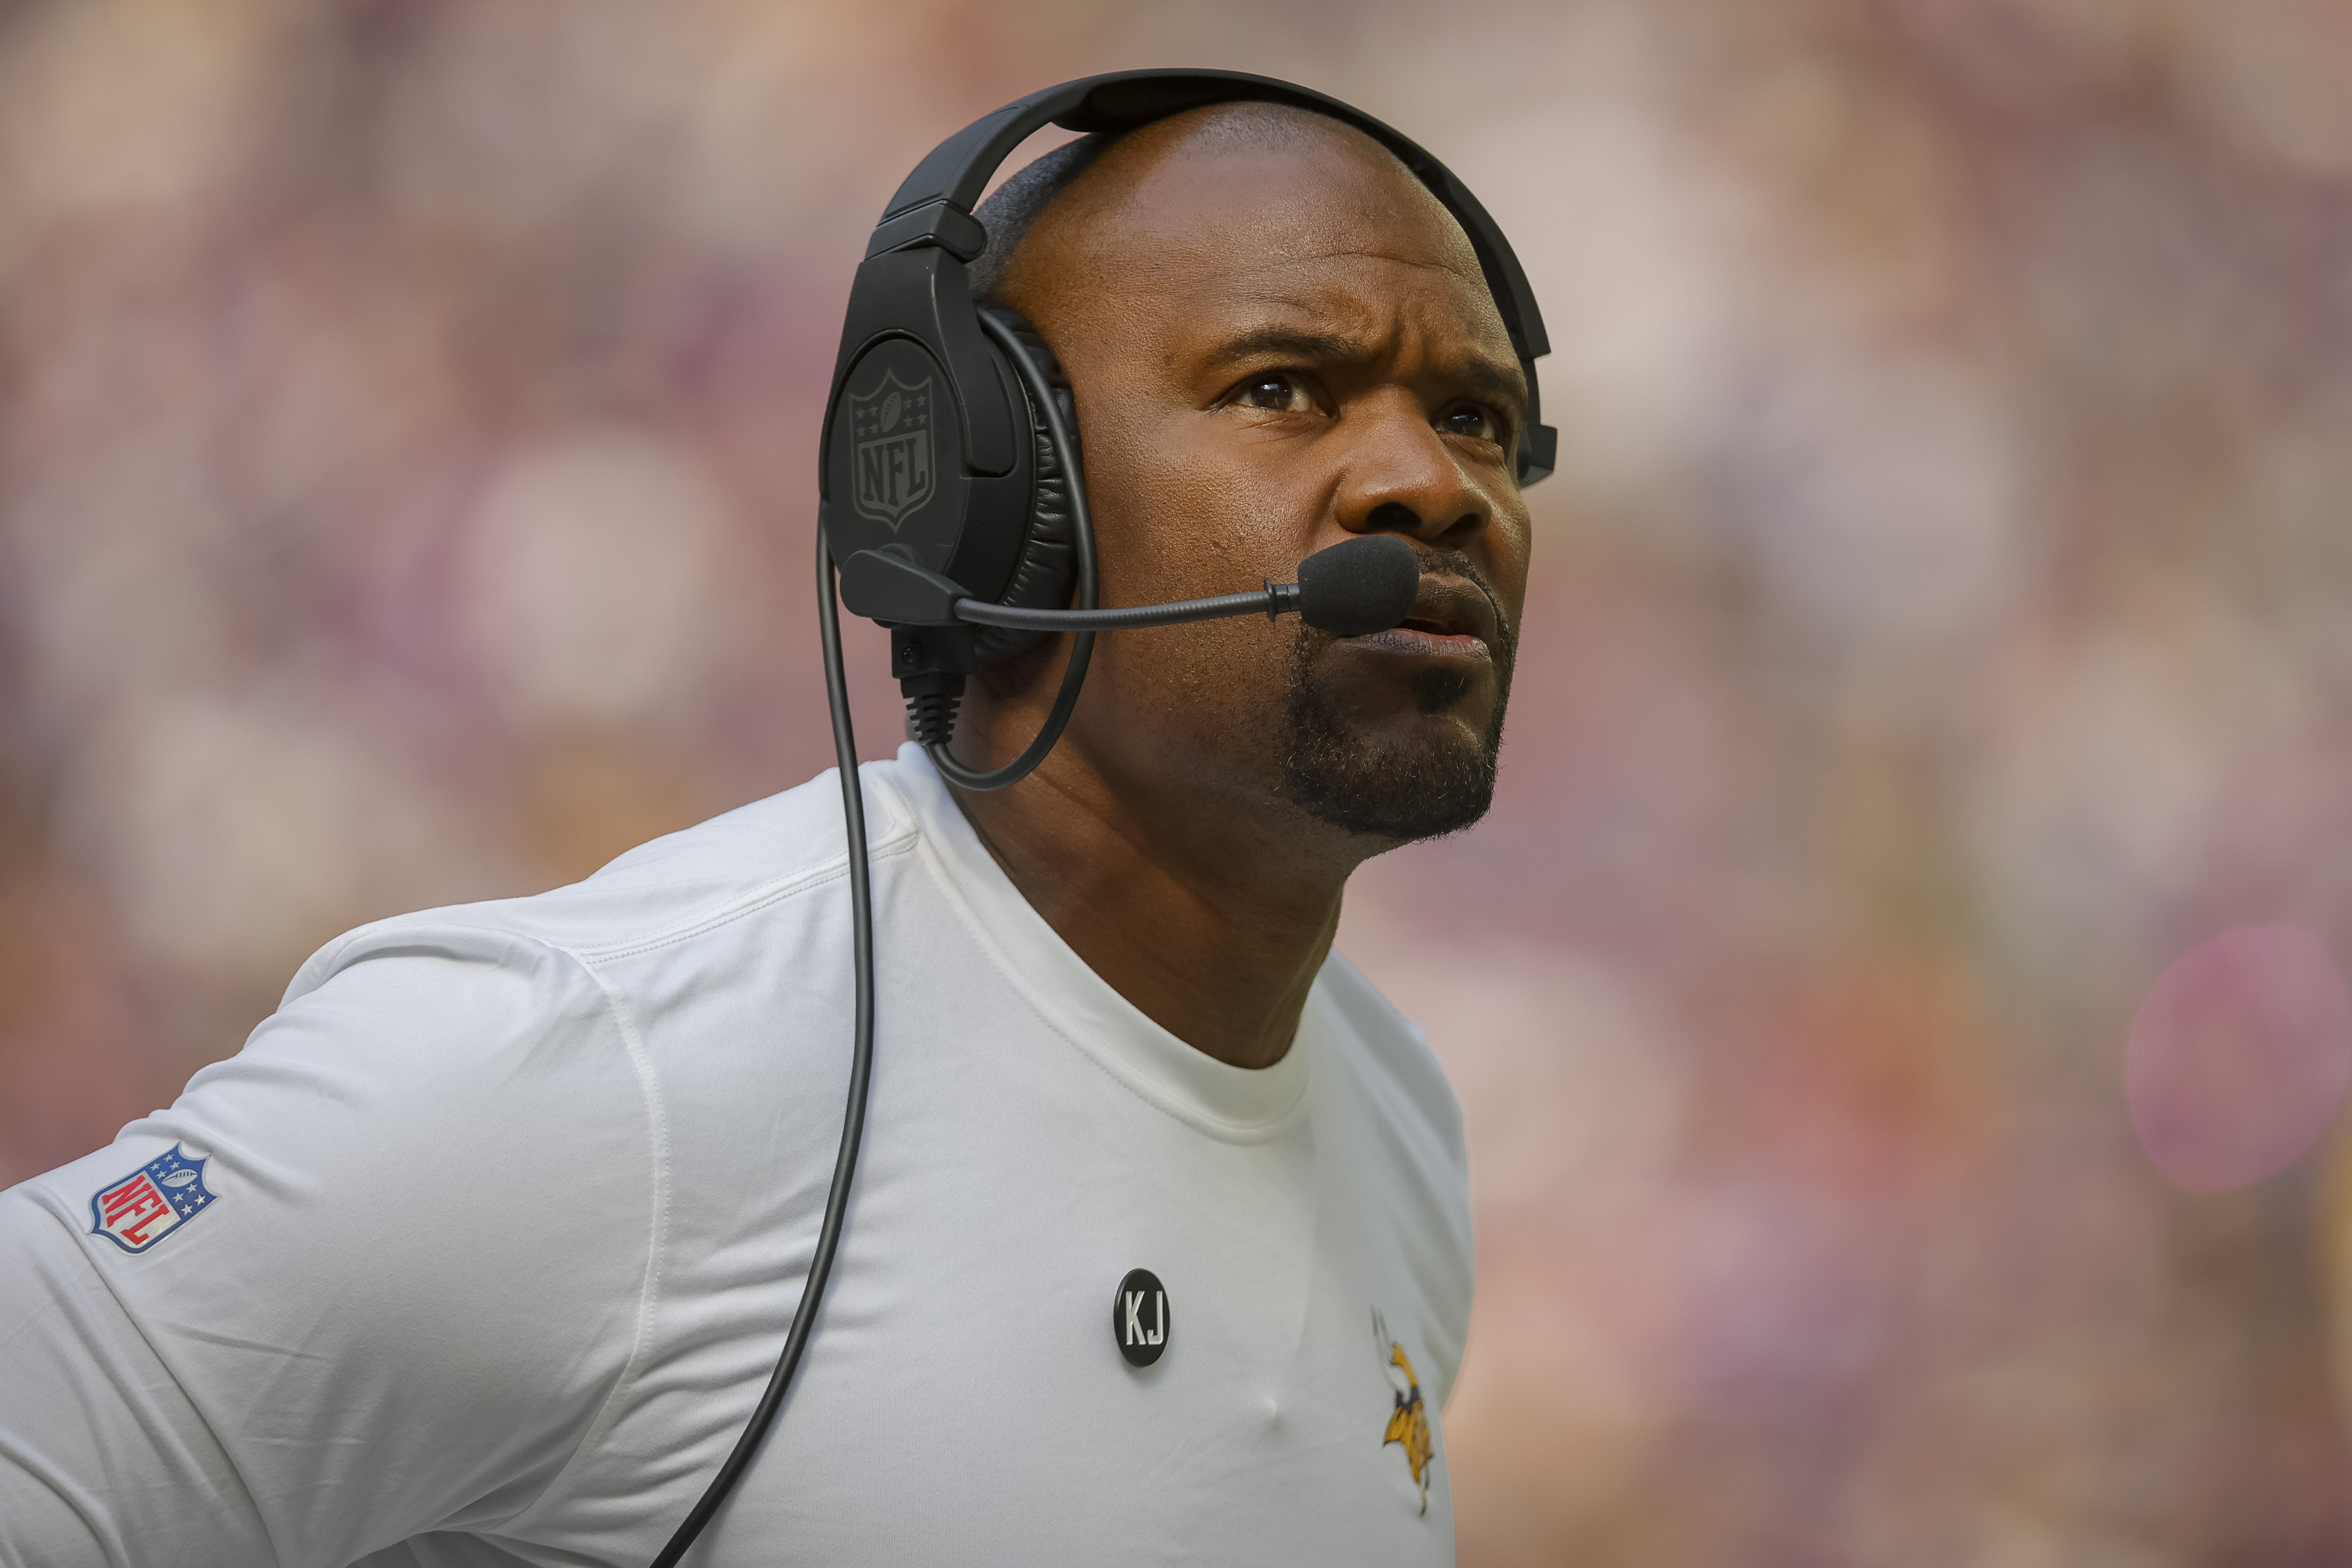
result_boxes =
[946,751,1359,1071]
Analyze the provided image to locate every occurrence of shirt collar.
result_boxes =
[871,744,1314,1141]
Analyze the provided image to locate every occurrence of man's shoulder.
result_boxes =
[283,761,918,1005]
[1314,951,1467,1174]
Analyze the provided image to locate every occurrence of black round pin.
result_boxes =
[1112,1268,1170,1368]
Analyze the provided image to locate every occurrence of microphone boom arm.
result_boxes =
[837,532,1416,638]
[953,584,1297,631]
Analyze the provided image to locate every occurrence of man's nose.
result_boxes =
[1333,399,1491,548]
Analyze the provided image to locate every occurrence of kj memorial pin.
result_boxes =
[1113,1268,1170,1368]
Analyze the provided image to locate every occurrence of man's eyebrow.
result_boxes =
[1444,356,1528,412]
[1213,326,1375,366]
[1208,326,1527,410]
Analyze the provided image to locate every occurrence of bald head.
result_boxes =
[974,102,1489,317]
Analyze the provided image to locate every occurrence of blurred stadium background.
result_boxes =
[7,0,2352,1561]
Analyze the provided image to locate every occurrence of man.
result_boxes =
[0,94,1529,1565]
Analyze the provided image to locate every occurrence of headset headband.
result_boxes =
[855,68,1556,483]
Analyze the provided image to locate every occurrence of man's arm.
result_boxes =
[0,1202,273,1564]
[0,926,661,1568]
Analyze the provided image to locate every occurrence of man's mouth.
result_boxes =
[1336,577,1498,661]
[1347,624,1491,660]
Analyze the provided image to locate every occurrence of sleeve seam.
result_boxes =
[478,938,673,1535]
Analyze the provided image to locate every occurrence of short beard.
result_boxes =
[1275,553,1517,843]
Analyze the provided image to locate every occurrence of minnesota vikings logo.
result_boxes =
[1372,1308,1434,1514]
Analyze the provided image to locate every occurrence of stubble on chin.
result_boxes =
[1274,611,1516,845]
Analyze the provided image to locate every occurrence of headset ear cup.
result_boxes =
[970,303,1079,663]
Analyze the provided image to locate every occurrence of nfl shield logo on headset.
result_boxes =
[90,1146,218,1253]
[849,369,935,527]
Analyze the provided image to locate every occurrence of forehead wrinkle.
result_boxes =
[1040,216,1478,306]
[1160,247,1511,349]
[1125,209,1484,288]
[1219,269,1520,375]
[1238,246,1482,283]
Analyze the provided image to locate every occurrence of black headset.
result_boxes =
[652,69,1552,1565]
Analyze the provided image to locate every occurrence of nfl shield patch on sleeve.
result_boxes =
[91,1146,217,1253]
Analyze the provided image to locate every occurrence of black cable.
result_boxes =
[650,536,878,1568]
[926,311,1102,793]
[654,309,1093,1559]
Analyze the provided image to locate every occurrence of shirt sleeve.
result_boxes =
[0,923,662,1568]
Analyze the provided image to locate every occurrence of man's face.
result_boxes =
[996,110,1533,846]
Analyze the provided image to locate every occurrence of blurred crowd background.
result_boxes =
[7,0,2352,1561]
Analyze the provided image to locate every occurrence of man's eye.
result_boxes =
[1237,373,1314,414]
[1438,404,1499,442]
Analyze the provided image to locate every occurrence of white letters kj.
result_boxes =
[1122,1290,1166,1347]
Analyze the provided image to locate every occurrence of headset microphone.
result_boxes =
[653,68,1552,1568]
[840,532,1420,636]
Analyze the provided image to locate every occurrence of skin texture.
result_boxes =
[951,104,1534,1070]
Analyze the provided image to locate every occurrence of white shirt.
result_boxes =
[0,746,1473,1567]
